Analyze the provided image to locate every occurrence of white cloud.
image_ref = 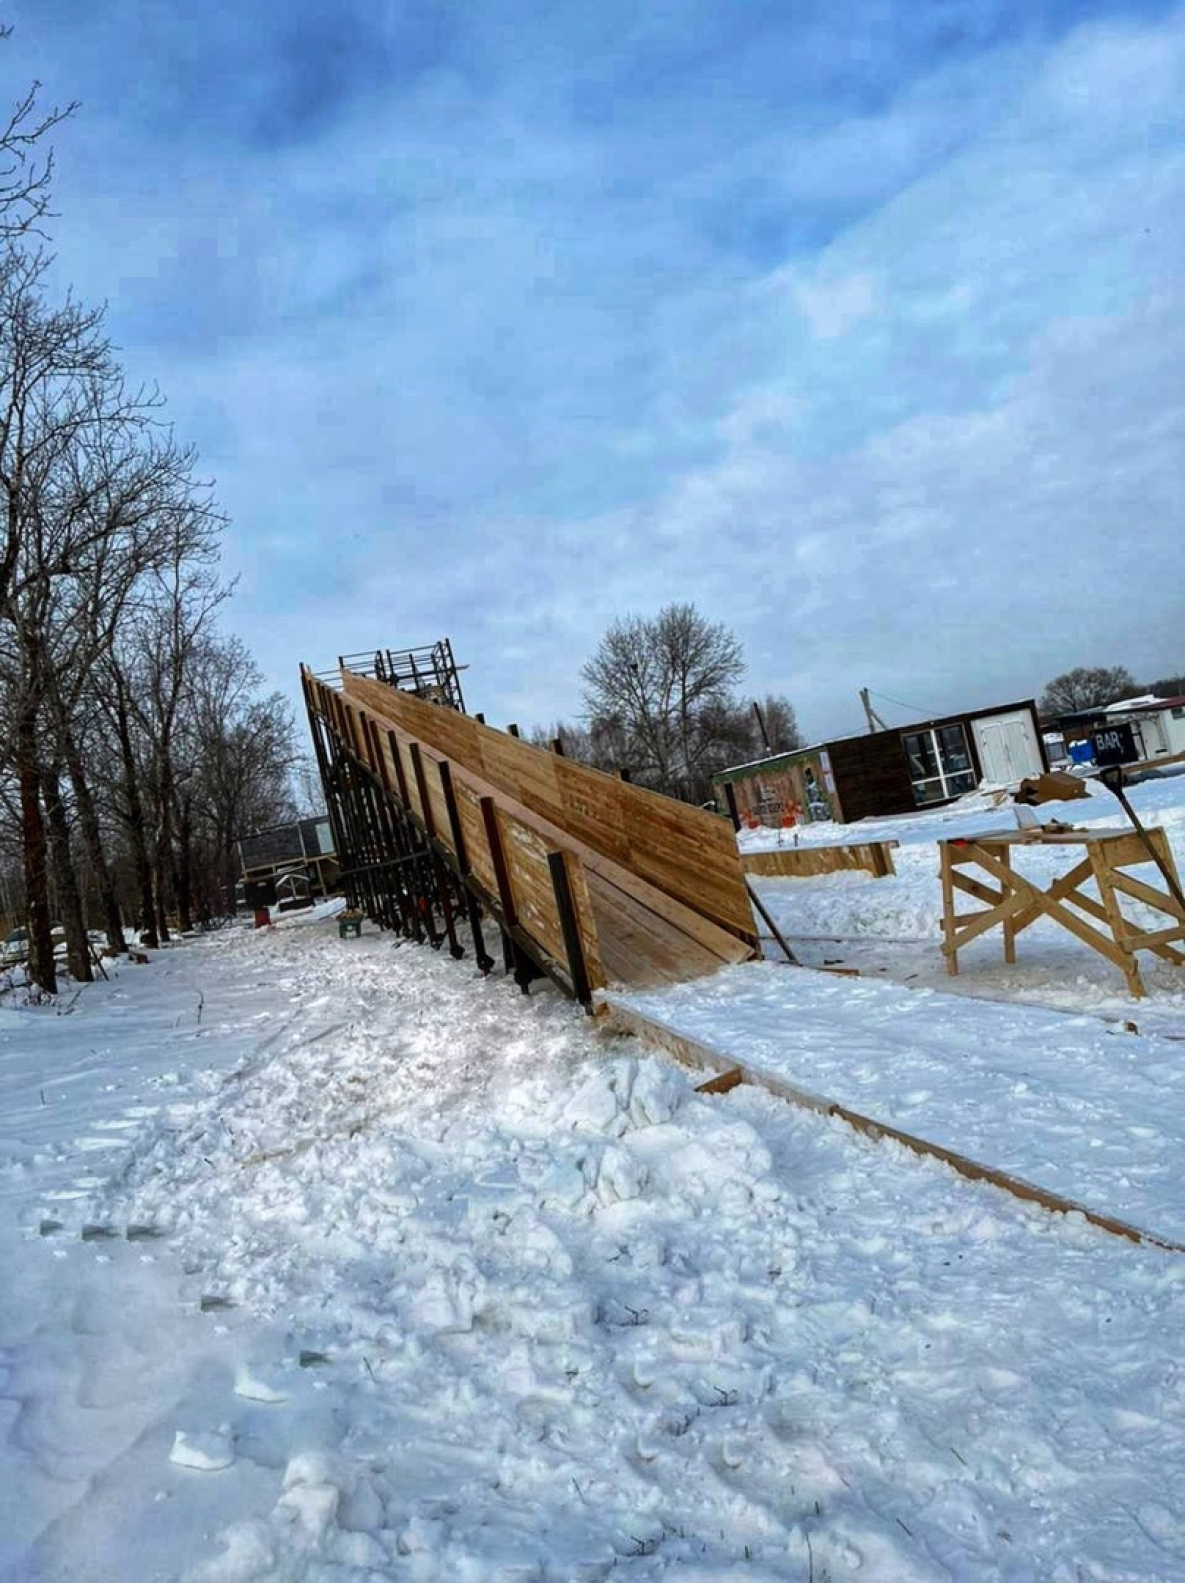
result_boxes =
[793,272,879,340]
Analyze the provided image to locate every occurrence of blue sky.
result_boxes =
[6,0,1183,741]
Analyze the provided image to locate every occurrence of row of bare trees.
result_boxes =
[0,64,301,995]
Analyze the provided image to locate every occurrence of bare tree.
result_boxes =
[581,603,747,802]
[1148,673,1185,700]
[185,634,299,914]
[41,428,224,954]
[525,720,593,759]
[0,33,76,240]
[1039,666,1138,719]
[0,55,299,984]
[0,255,123,990]
[0,241,217,985]
[97,534,226,943]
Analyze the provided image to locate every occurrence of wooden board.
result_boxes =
[742,841,898,879]
[586,871,750,990]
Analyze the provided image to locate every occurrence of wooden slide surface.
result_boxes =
[306,669,758,994]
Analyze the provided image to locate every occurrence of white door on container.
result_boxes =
[973,712,1041,783]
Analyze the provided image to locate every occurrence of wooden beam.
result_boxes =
[601,1001,1184,1253]
[548,849,593,1009]
[480,796,517,926]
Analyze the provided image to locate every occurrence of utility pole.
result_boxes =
[752,701,771,752]
[859,687,889,734]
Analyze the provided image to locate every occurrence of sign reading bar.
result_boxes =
[1090,723,1138,768]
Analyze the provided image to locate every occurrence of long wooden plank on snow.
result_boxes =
[601,999,1185,1253]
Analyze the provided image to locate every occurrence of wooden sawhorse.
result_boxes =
[939,827,1185,998]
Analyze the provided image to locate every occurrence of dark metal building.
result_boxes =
[237,816,338,897]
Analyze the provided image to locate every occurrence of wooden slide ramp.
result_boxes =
[304,668,758,995]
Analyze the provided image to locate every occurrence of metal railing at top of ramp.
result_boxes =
[312,641,468,714]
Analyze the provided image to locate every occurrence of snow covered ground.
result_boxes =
[2,896,1184,1580]
[611,773,1185,1238]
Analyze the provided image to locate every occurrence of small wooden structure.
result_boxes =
[238,816,338,901]
[275,872,314,913]
[302,663,759,1002]
[741,840,898,880]
[939,827,1185,998]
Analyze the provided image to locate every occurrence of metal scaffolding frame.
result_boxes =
[315,640,467,713]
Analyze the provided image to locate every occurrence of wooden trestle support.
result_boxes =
[301,665,760,1006]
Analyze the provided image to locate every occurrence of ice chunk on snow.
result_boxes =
[282,1449,338,1490]
[536,1157,588,1211]
[338,1475,384,1534]
[169,1427,234,1471]
[586,1144,649,1204]
[328,1528,390,1568]
[186,1519,274,1580]
[276,1480,340,1541]
[232,1363,289,1403]
[561,1073,629,1136]
[628,1061,684,1128]
[408,1264,479,1332]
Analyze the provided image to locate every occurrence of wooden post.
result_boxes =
[941,841,957,975]
[480,797,517,925]
[1089,839,1145,998]
[432,850,465,959]
[408,743,435,837]
[1102,769,1185,916]
[548,850,592,1008]
[405,748,462,956]
[438,761,467,867]
[745,878,799,966]
[368,717,392,792]
[480,795,531,993]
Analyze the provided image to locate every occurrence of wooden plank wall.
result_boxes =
[825,732,916,822]
[304,669,758,994]
[339,669,757,946]
[741,841,898,880]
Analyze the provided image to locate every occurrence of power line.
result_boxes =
[867,687,945,721]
